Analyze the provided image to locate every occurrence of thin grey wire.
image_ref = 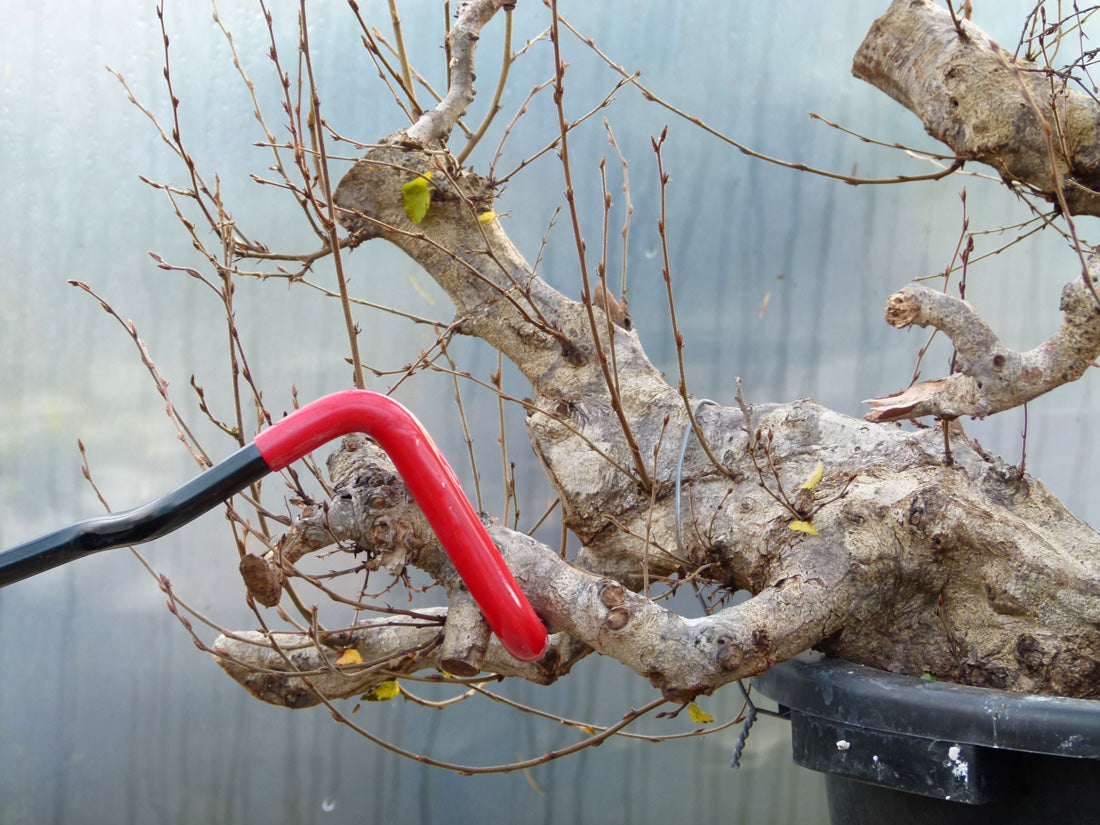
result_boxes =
[731,680,759,768]
[674,398,719,557]
[672,398,764,768]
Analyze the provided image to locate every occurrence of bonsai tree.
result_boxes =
[91,0,1100,770]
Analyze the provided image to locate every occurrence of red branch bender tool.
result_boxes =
[0,390,548,662]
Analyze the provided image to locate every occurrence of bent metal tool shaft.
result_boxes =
[0,390,547,662]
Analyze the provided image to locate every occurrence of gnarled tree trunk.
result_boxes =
[214,1,1100,706]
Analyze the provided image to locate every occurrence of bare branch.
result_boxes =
[866,260,1100,421]
[854,0,1100,216]
[212,612,586,707]
[223,420,1100,704]
[405,0,506,146]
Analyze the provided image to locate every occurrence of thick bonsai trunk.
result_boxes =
[214,2,1100,704]
[215,140,1100,705]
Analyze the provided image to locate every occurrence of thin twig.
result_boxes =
[458,4,515,164]
[1000,45,1100,306]
[652,131,732,480]
[302,2,365,387]
[441,341,485,512]
[549,0,652,490]
[385,0,421,115]
[554,8,965,187]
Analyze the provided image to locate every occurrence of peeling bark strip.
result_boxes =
[853,0,1100,216]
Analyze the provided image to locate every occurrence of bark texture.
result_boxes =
[214,141,1100,705]
[855,3,1100,421]
[866,272,1100,421]
[212,2,1100,707]
[405,0,506,146]
[853,0,1100,216]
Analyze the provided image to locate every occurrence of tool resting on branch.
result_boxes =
[213,1,1100,705]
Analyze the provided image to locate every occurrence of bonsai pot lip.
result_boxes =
[752,653,1100,759]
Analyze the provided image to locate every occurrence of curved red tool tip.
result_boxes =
[254,390,548,662]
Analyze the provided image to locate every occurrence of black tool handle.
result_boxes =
[0,444,269,587]
[0,391,547,660]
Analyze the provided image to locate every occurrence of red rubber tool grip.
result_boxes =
[254,390,548,662]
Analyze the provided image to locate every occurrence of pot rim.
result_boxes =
[752,653,1100,759]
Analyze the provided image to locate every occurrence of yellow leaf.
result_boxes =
[579,725,597,735]
[335,648,363,666]
[477,211,497,225]
[800,460,824,491]
[687,702,713,724]
[363,680,401,702]
[789,520,819,536]
[401,172,432,224]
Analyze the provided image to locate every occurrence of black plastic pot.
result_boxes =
[752,653,1100,824]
